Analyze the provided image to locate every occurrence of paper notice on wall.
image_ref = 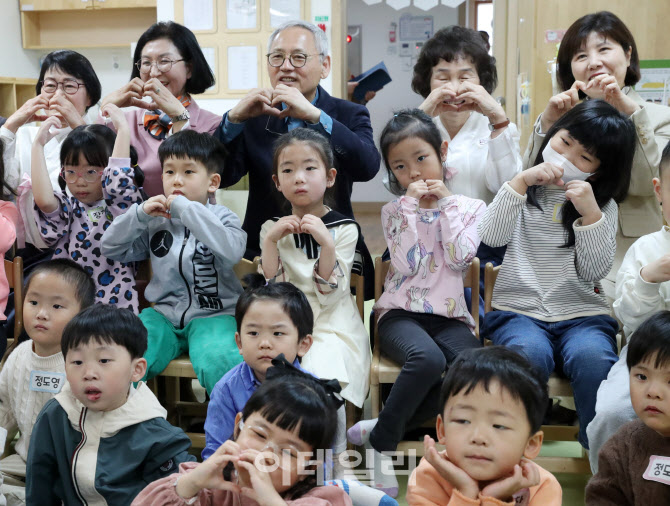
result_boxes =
[183,0,214,31]
[227,0,257,30]
[270,0,301,28]
[228,46,258,90]
[635,60,670,106]
[398,13,433,41]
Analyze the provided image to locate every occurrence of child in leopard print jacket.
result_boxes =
[29,104,144,311]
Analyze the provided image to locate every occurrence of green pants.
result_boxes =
[139,307,242,395]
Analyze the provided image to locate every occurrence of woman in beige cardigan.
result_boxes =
[523,11,670,297]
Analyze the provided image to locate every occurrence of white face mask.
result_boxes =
[542,143,591,184]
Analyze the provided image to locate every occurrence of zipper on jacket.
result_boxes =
[178,229,192,329]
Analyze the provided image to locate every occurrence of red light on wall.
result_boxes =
[346,35,352,43]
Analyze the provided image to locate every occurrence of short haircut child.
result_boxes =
[202,276,315,460]
[379,108,444,196]
[235,274,314,338]
[25,259,96,310]
[61,303,148,360]
[26,302,196,505]
[440,346,548,433]
[158,129,227,175]
[627,310,670,371]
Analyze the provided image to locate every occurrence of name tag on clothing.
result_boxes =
[643,455,670,485]
[30,371,65,394]
[552,203,563,223]
[87,206,105,223]
[512,488,530,505]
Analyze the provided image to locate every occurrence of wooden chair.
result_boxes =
[369,257,480,455]
[484,262,591,474]
[2,256,24,364]
[156,258,260,449]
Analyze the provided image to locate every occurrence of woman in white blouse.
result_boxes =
[412,26,522,277]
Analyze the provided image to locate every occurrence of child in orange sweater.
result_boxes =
[407,346,562,505]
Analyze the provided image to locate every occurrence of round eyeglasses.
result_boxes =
[41,80,85,95]
[266,52,321,68]
[61,167,104,184]
[135,58,185,74]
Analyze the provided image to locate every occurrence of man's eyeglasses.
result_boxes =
[135,58,185,74]
[41,79,85,95]
[266,52,321,68]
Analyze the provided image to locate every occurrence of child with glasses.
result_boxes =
[29,103,144,310]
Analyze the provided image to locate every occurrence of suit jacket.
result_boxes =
[214,85,381,258]
[523,89,670,238]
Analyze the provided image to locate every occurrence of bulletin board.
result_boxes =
[173,0,346,100]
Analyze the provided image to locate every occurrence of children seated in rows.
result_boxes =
[101,130,247,393]
[407,346,562,505]
[133,364,352,505]
[478,100,636,450]
[587,143,670,471]
[586,311,670,504]
[26,304,195,505]
[31,104,145,310]
[0,259,94,504]
[349,109,485,497]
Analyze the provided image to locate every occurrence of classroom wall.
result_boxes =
[0,2,135,117]
[347,0,459,203]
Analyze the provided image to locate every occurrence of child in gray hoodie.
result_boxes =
[101,130,246,393]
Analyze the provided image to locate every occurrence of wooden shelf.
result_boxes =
[0,77,38,119]
[19,0,157,49]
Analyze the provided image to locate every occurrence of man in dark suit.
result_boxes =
[214,20,381,259]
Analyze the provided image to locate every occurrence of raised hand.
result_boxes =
[175,441,243,499]
[265,215,302,244]
[299,214,332,247]
[228,88,280,123]
[564,180,601,224]
[142,195,171,219]
[452,81,507,124]
[33,117,62,147]
[424,436,479,500]
[540,81,584,133]
[142,78,187,117]
[481,458,540,501]
[100,103,129,131]
[425,179,452,201]
[418,85,458,118]
[271,84,321,123]
[47,91,86,129]
[406,180,430,200]
[512,162,565,195]
[3,95,49,133]
[584,74,640,116]
[641,254,670,284]
[101,77,156,111]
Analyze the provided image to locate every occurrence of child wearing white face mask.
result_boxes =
[478,100,636,450]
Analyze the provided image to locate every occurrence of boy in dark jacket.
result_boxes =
[26,304,195,505]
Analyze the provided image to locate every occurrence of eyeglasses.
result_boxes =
[60,167,104,184]
[41,79,85,95]
[238,421,305,462]
[266,52,321,68]
[135,58,185,74]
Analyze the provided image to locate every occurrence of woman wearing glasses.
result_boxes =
[100,21,220,196]
[0,50,101,248]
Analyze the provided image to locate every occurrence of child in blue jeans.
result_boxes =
[479,100,636,448]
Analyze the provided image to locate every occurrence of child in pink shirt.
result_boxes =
[0,142,19,320]
[348,109,485,497]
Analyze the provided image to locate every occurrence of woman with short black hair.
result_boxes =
[0,50,101,248]
[100,21,221,196]
[524,11,670,297]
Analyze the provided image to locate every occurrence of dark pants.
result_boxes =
[369,309,482,452]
